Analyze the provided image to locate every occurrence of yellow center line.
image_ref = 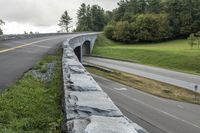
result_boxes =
[0,36,67,54]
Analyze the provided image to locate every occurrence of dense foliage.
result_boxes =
[104,0,200,43]
[76,3,108,32]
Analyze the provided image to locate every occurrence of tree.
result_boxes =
[58,10,72,32]
[76,3,107,32]
[0,19,5,35]
[112,0,127,21]
[24,31,28,34]
[104,11,113,24]
[164,0,200,37]
[188,33,197,49]
[76,3,90,31]
[147,0,161,13]
[90,5,106,31]
[196,31,200,48]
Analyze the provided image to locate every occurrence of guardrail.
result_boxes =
[0,33,71,41]
[61,34,148,133]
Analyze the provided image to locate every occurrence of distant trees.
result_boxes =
[164,0,200,37]
[104,13,172,42]
[104,0,200,43]
[0,19,5,35]
[58,10,72,32]
[76,3,107,32]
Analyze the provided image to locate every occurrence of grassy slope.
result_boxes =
[0,53,63,132]
[93,34,200,74]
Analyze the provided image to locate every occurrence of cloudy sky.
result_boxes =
[0,0,119,34]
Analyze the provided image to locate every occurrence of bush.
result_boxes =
[133,13,173,42]
[112,21,132,42]
[104,25,115,39]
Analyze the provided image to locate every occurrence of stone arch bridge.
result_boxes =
[64,33,98,62]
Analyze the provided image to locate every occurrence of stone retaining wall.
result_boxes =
[62,34,148,133]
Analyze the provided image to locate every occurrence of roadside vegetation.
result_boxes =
[86,66,200,105]
[93,34,200,74]
[0,50,63,132]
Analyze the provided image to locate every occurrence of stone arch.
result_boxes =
[82,40,91,56]
[74,46,82,62]
[69,34,98,63]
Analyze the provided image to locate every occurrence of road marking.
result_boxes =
[99,83,200,130]
[92,74,169,103]
[113,87,127,91]
[32,44,51,49]
[0,36,66,54]
[177,105,184,109]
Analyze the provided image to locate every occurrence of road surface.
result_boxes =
[92,74,200,133]
[0,34,74,91]
[84,57,200,92]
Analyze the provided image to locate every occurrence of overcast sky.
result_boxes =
[0,0,119,34]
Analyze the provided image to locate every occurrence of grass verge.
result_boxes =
[93,34,200,75]
[86,66,200,105]
[0,50,63,132]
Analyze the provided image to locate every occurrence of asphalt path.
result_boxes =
[0,34,74,91]
[92,74,200,133]
[84,57,200,92]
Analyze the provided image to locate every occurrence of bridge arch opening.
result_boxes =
[82,40,91,56]
[74,46,81,62]
[73,40,91,62]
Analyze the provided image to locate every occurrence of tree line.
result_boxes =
[104,0,200,43]
[59,3,110,32]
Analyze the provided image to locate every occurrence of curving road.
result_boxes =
[92,74,200,133]
[0,34,75,91]
[84,57,200,92]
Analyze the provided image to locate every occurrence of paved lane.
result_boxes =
[0,34,74,91]
[84,57,200,92]
[92,74,200,133]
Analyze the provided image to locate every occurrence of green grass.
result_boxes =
[93,34,200,74]
[0,52,63,132]
[86,66,200,105]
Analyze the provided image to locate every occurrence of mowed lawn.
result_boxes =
[93,34,200,74]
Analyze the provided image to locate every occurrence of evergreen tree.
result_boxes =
[0,19,5,35]
[76,3,90,31]
[90,5,106,31]
[76,3,107,31]
[58,10,72,32]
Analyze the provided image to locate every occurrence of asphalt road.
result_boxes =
[84,57,200,92]
[92,74,200,133]
[0,34,74,91]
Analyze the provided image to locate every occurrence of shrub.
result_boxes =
[104,25,115,39]
[112,21,132,42]
[133,13,173,42]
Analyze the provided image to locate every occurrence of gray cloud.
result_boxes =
[0,0,119,27]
